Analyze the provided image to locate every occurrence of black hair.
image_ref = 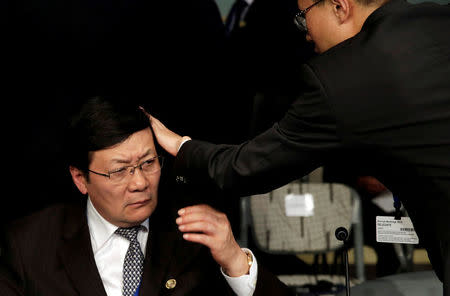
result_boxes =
[64,96,151,177]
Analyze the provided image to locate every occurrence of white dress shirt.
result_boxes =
[87,198,257,296]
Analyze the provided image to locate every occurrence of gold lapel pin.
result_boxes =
[165,278,177,289]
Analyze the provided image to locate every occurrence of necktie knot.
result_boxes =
[115,226,144,242]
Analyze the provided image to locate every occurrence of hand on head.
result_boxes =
[139,107,190,156]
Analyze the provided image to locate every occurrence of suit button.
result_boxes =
[165,278,177,289]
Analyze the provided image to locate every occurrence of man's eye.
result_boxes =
[110,167,128,175]
[142,159,155,168]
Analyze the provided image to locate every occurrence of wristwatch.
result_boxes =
[244,249,253,267]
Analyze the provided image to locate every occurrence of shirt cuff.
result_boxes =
[177,136,192,152]
[220,248,258,296]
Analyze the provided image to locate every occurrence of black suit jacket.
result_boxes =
[0,196,293,296]
[175,0,450,280]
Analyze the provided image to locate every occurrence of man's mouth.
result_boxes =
[128,198,151,207]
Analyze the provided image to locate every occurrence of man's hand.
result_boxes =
[176,204,250,277]
[139,106,190,156]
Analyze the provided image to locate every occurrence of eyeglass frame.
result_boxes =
[88,155,164,181]
[294,0,325,32]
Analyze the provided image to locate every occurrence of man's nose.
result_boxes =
[128,168,149,191]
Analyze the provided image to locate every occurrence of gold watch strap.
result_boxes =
[245,250,253,267]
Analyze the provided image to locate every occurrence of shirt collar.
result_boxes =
[87,197,149,253]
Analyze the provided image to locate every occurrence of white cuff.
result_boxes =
[220,248,258,296]
[177,136,192,152]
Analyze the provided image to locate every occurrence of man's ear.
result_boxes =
[69,166,88,195]
[331,0,351,23]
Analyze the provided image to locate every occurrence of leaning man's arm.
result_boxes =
[175,64,339,196]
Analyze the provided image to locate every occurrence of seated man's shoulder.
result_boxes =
[2,202,85,244]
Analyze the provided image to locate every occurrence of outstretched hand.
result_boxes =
[139,106,190,156]
[176,204,250,277]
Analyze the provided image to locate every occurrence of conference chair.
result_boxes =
[240,181,365,295]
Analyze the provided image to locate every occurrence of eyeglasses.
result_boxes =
[88,155,164,183]
[294,0,324,32]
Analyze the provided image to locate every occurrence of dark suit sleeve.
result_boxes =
[175,64,341,196]
[254,265,295,296]
[0,227,25,296]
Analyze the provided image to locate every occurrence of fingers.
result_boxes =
[178,221,218,236]
[138,106,183,156]
[181,233,213,248]
[139,108,166,132]
[138,106,150,118]
[178,204,219,217]
[149,114,165,130]
[177,205,225,232]
[177,205,248,276]
[139,106,164,130]
[176,204,230,246]
[176,205,225,229]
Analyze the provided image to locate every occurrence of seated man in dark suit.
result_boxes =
[0,97,293,296]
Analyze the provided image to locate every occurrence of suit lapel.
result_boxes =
[139,222,178,295]
[139,206,203,295]
[58,202,107,296]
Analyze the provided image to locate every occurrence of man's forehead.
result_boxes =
[93,129,157,163]
[109,148,156,164]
